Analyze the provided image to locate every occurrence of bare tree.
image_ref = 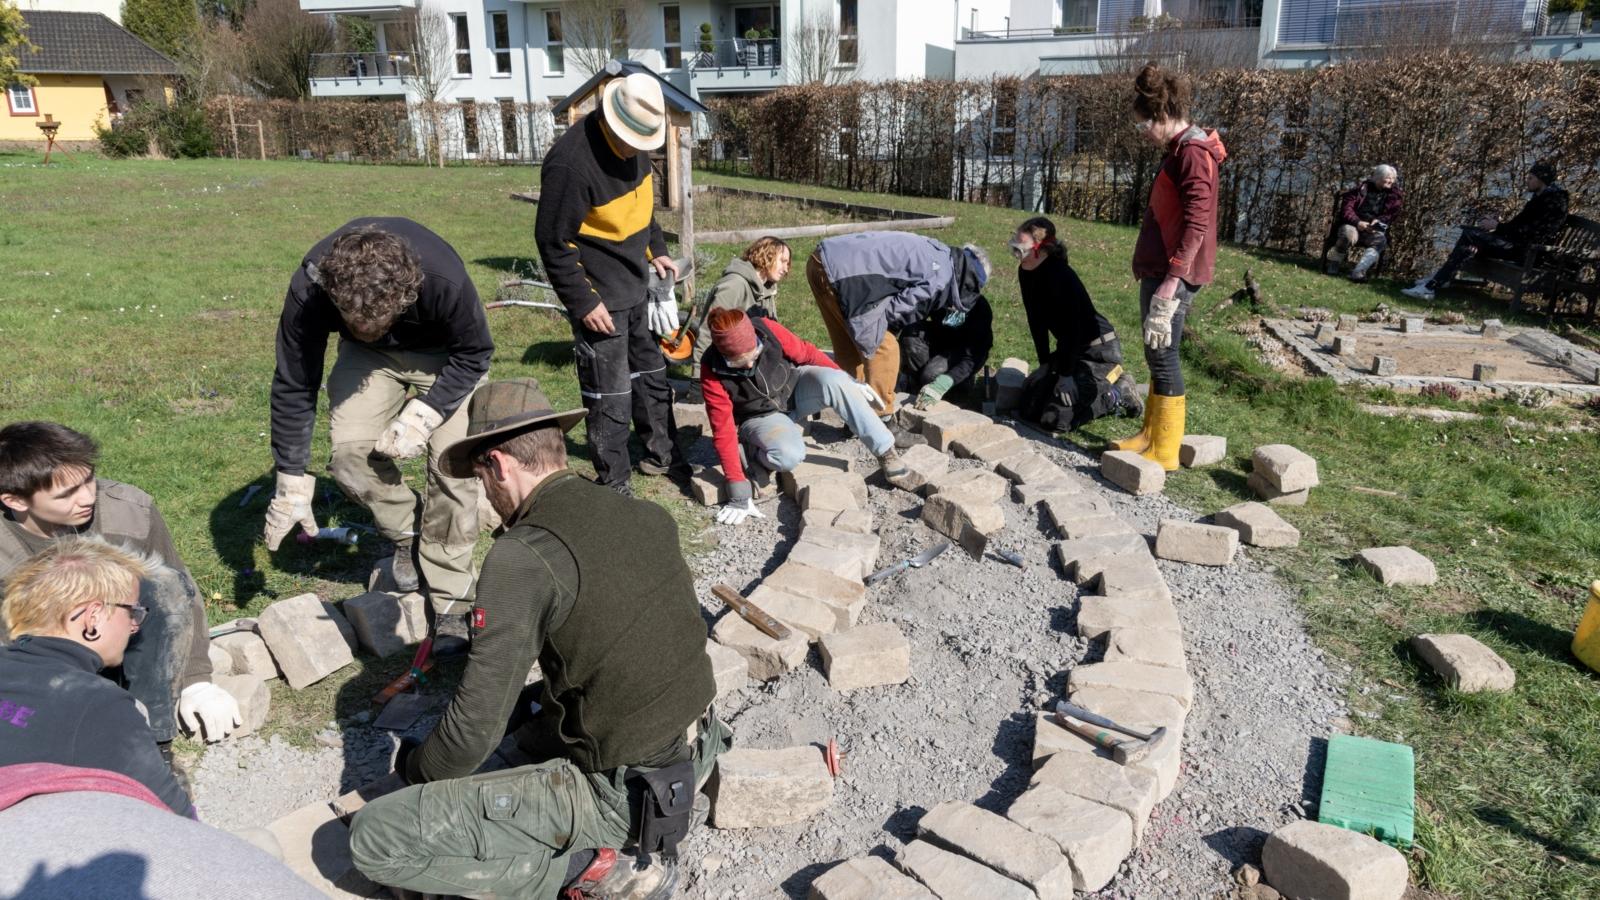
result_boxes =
[395,3,457,166]
[562,0,647,77]
[785,8,851,85]
[239,0,336,99]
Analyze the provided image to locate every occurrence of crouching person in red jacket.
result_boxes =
[700,309,906,525]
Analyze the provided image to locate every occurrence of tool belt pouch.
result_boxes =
[628,760,695,859]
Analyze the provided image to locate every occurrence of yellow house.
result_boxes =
[4,10,178,143]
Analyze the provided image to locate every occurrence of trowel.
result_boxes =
[865,541,950,586]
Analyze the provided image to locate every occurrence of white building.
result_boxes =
[16,0,123,23]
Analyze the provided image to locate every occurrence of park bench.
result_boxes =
[1459,213,1600,322]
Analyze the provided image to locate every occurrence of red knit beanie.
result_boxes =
[709,308,758,357]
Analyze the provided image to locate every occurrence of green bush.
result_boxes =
[95,101,217,159]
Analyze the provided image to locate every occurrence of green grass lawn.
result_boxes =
[2,150,1597,898]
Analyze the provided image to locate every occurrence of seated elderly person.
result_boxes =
[1327,164,1403,282]
[0,538,194,817]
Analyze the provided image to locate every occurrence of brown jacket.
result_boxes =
[1132,127,1228,286]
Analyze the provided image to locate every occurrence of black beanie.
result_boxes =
[1530,161,1557,185]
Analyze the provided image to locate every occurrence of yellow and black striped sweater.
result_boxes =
[535,110,668,318]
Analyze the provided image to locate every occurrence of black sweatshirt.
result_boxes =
[270,217,493,475]
[0,636,194,817]
[535,111,669,319]
[1019,255,1102,369]
[910,294,994,387]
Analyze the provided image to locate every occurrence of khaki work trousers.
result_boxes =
[807,250,900,415]
[326,341,481,616]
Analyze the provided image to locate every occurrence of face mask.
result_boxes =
[1008,238,1028,260]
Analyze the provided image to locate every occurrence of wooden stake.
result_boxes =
[256,120,266,161]
[226,95,239,159]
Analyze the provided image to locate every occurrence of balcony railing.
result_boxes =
[310,52,415,84]
[686,37,783,72]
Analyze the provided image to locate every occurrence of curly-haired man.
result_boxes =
[267,218,493,646]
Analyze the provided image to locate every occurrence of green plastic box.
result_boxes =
[1318,734,1415,848]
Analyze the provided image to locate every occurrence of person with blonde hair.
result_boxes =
[0,538,195,817]
[689,236,792,379]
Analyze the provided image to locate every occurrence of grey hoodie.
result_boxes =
[692,258,779,367]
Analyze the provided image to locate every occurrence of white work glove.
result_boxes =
[1143,291,1182,350]
[715,497,765,526]
[178,682,243,743]
[263,471,318,551]
[374,398,445,460]
[647,288,681,337]
[854,380,885,411]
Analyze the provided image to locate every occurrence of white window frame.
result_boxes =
[6,82,38,116]
[452,13,473,77]
[489,11,512,76]
[544,8,566,75]
[662,4,683,70]
[1059,0,1098,32]
[837,0,858,67]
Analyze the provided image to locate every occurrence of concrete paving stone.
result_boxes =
[342,591,425,658]
[917,800,1074,899]
[921,490,1005,542]
[800,479,864,513]
[831,508,874,536]
[711,611,810,680]
[1053,533,1151,583]
[894,839,1035,900]
[1402,316,1424,334]
[1031,751,1160,843]
[1067,685,1189,734]
[819,622,910,691]
[919,409,992,451]
[705,639,749,699]
[711,746,834,828]
[809,857,935,900]
[1214,501,1301,548]
[1100,450,1166,495]
[788,540,870,582]
[266,799,382,898]
[1053,513,1136,542]
[1068,660,1195,710]
[1252,444,1320,492]
[801,526,882,571]
[211,673,270,738]
[923,467,1009,501]
[1337,314,1358,331]
[886,443,949,493]
[894,399,958,432]
[1179,435,1227,468]
[1355,546,1437,586]
[689,466,727,506]
[1007,783,1135,893]
[1261,819,1408,900]
[212,629,279,680]
[1334,335,1359,357]
[1075,595,1182,639]
[207,642,235,677]
[1036,708,1183,800]
[256,593,356,690]
[748,585,841,640]
[761,562,867,625]
[950,423,1020,458]
[1314,322,1338,345]
[1247,470,1311,506]
[1154,519,1240,566]
[1411,633,1515,692]
[1372,356,1398,376]
[1103,627,1188,670]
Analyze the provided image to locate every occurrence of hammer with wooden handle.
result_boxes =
[711,584,793,641]
[1053,700,1171,765]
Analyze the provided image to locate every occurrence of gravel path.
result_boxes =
[191,421,1347,899]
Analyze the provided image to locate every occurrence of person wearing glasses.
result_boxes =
[0,538,196,817]
[0,422,239,779]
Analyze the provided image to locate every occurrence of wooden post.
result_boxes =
[677,125,695,304]
[256,121,266,160]
[226,95,239,159]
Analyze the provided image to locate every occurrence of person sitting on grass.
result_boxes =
[700,309,906,526]
[0,422,238,770]
[1010,216,1142,431]
[689,236,793,381]
[898,292,994,413]
[0,538,194,817]
[1327,164,1403,283]
[1403,161,1570,301]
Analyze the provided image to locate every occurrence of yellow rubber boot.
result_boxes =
[1110,400,1154,453]
[1141,393,1186,471]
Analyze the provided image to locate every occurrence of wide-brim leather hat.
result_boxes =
[601,72,668,153]
[439,378,585,479]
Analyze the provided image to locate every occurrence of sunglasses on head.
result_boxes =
[70,602,148,626]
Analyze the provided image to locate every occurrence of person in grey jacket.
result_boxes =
[690,237,792,378]
[806,232,991,416]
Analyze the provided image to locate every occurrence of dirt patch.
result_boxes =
[195,308,255,322]
[1333,329,1578,383]
[169,395,235,416]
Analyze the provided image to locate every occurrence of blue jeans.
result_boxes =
[1138,277,1198,396]
[738,366,894,472]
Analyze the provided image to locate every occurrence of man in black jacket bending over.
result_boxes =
[535,72,687,495]
[1404,161,1571,302]
[267,217,492,640]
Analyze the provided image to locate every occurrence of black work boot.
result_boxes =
[430,611,471,658]
[386,538,421,593]
[158,741,194,801]
[887,419,926,450]
[1114,374,1144,419]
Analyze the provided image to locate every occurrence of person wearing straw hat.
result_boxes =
[536,72,689,497]
[350,378,729,900]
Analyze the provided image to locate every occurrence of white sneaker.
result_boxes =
[1401,283,1434,301]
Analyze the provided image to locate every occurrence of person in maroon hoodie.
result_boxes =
[700,309,905,526]
[1112,63,1227,471]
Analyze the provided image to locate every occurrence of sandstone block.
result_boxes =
[788,540,869,583]
[1481,318,1504,338]
[779,453,857,498]
[994,357,1031,412]
[213,629,277,679]
[712,612,809,680]
[970,437,1032,465]
[1179,435,1227,468]
[924,468,1009,501]
[1053,533,1151,584]
[1091,557,1171,602]
[711,747,834,828]
[1336,314,1358,332]
[1043,494,1113,531]
[1248,470,1311,506]
[1402,316,1424,334]
[1372,356,1397,376]
[705,639,749,699]
[212,673,270,738]
[950,423,1019,458]
[256,593,356,690]
[762,562,867,626]
[1013,479,1084,507]
[1261,820,1408,900]
[1473,362,1497,382]
[1068,684,1188,733]
[1214,501,1300,548]
[1315,323,1337,345]
[894,840,1035,900]
[917,801,1074,899]
[802,526,882,572]
[887,444,949,493]
[266,799,380,897]
[748,586,840,640]
[1101,450,1165,495]
[1032,751,1159,842]
[1054,513,1136,542]
[342,591,425,658]
[802,509,840,530]
[819,623,910,691]
[1252,444,1320,492]
[207,642,235,677]
[800,479,862,514]
[1076,595,1182,639]
[1411,633,1515,692]
[1007,784,1134,893]
[673,401,710,431]
[895,398,957,430]
[994,452,1063,486]
[1356,546,1437,586]
[1103,627,1187,670]
[689,466,727,506]
[1032,711,1081,768]
[830,508,873,536]
[1035,710,1183,800]
[1155,519,1239,566]
[809,857,935,900]
[920,409,991,451]
[1334,335,1358,356]
[922,490,1005,542]
[1068,660,1195,710]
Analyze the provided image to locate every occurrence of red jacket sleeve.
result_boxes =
[1340,188,1363,226]
[1169,145,1218,281]
[699,369,745,485]
[766,320,840,370]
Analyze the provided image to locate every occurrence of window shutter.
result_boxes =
[1277,0,1337,45]
[1097,0,1147,32]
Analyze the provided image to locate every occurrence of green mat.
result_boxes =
[1318,734,1416,848]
